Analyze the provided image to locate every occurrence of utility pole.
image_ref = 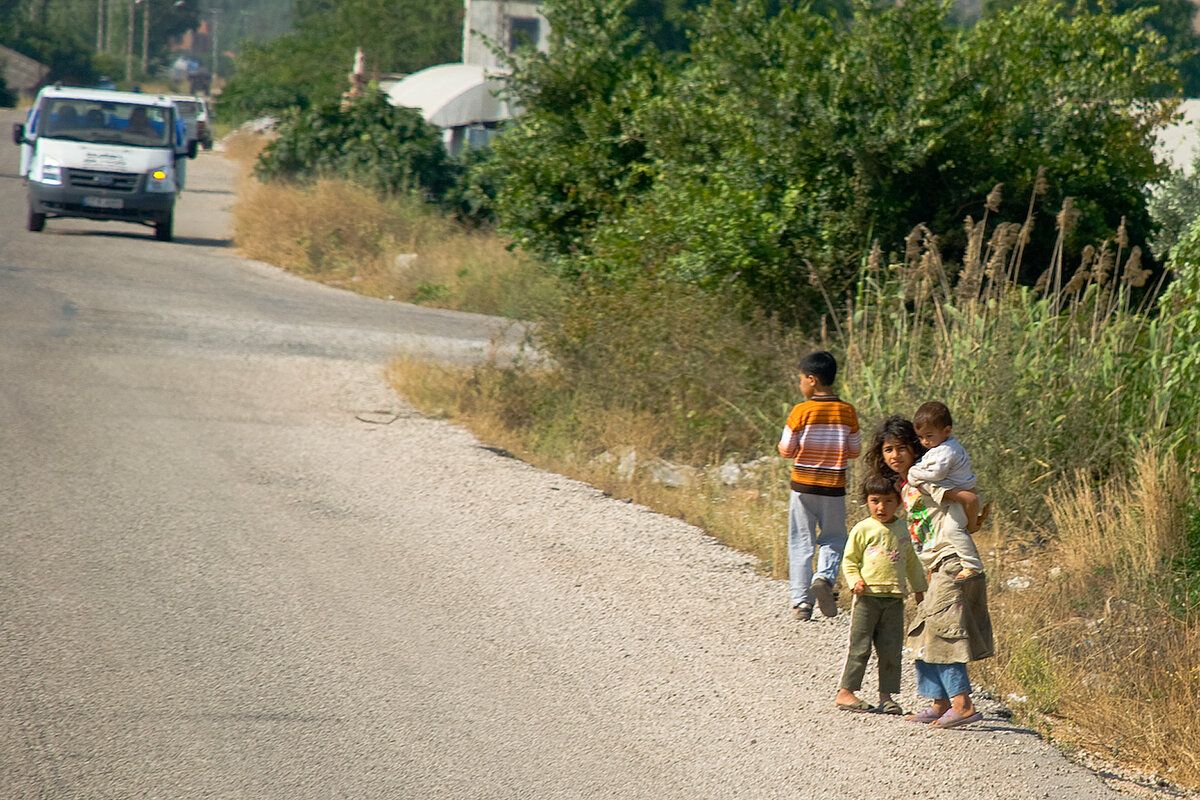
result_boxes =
[211,8,220,84]
[97,0,105,53]
[126,0,135,83]
[142,0,149,73]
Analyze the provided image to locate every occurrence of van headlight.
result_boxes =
[37,159,63,186]
[145,167,175,193]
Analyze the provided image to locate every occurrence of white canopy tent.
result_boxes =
[386,63,513,153]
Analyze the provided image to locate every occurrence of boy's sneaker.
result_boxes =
[793,602,813,621]
[811,577,838,617]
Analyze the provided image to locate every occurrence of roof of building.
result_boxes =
[0,45,50,91]
[385,63,512,128]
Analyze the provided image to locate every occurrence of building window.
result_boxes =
[510,17,540,50]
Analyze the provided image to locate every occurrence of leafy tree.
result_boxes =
[255,90,454,198]
[219,0,461,123]
[489,0,1179,323]
[1148,159,1200,261]
[984,0,1200,96]
[486,0,667,266]
[1,27,97,85]
[1,0,199,81]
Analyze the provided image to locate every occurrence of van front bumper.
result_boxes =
[29,181,174,224]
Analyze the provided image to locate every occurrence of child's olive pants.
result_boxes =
[839,594,904,693]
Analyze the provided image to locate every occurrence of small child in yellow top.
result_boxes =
[835,474,928,715]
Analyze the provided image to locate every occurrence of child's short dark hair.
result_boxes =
[914,401,953,429]
[800,350,838,386]
[860,473,899,503]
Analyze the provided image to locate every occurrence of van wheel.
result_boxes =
[154,211,173,242]
[27,209,45,232]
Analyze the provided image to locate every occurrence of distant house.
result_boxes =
[385,0,549,155]
[460,0,549,71]
[0,45,50,102]
[1155,99,1200,176]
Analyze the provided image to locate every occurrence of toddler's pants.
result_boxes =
[840,594,904,693]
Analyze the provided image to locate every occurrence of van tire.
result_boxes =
[154,210,173,242]
[27,209,45,232]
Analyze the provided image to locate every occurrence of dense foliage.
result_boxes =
[1,0,199,84]
[487,0,1179,324]
[255,91,454,198]
[1148,157,1200,260]
[218,0,462,122]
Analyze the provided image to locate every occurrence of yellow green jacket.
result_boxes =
[842,516,928,597]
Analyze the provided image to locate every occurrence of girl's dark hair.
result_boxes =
[863,414,927,483]
[860,473,899,503]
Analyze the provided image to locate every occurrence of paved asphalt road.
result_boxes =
[0,108,1141,800]
[0,110,528,797]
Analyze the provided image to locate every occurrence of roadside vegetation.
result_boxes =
[227,0,1200,789]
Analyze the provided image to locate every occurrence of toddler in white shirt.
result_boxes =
[909,401,986,583]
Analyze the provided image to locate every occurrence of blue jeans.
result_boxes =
[787,491,847,607]
[915,660,972,700]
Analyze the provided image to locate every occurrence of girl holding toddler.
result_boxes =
[863,415,994,730]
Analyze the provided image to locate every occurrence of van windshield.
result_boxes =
[38,99,172,148]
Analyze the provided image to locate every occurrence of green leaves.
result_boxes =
[220,0,461,122]
[487,0,1179,328]
[255,92,453,199]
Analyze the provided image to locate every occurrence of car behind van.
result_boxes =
[170,94,214,151]
[12,86,197,241]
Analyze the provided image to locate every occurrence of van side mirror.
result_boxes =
[12,123,25,146]
[187,139,198,159]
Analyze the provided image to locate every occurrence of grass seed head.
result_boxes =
[986,183,1004,213]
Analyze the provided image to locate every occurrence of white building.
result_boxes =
[386,0,549,154]
[461,0,549,70]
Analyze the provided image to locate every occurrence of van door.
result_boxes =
[16,105,39,177]
[172,109,188,190]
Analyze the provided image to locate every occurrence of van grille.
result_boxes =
[68,170,139,192]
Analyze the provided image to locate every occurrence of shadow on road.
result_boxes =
[41,228,232,247]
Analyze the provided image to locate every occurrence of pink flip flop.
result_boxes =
[931,708,984,729]
[906,706,942,724]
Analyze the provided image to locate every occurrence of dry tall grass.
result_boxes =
[229,151,559,318]
[979,450,1200,784]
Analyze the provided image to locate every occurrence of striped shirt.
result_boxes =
[777,395,861,496]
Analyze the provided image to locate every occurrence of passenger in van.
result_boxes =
[84,109,106,129]
[51,105,78,132]
[126,107,152,135]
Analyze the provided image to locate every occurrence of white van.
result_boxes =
[12,86,197,241]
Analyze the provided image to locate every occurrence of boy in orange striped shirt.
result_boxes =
[778,351,861,620]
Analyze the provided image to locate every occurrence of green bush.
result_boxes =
[535,276,807,461]
[255,91,454,200]
[491,0,1177,325]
